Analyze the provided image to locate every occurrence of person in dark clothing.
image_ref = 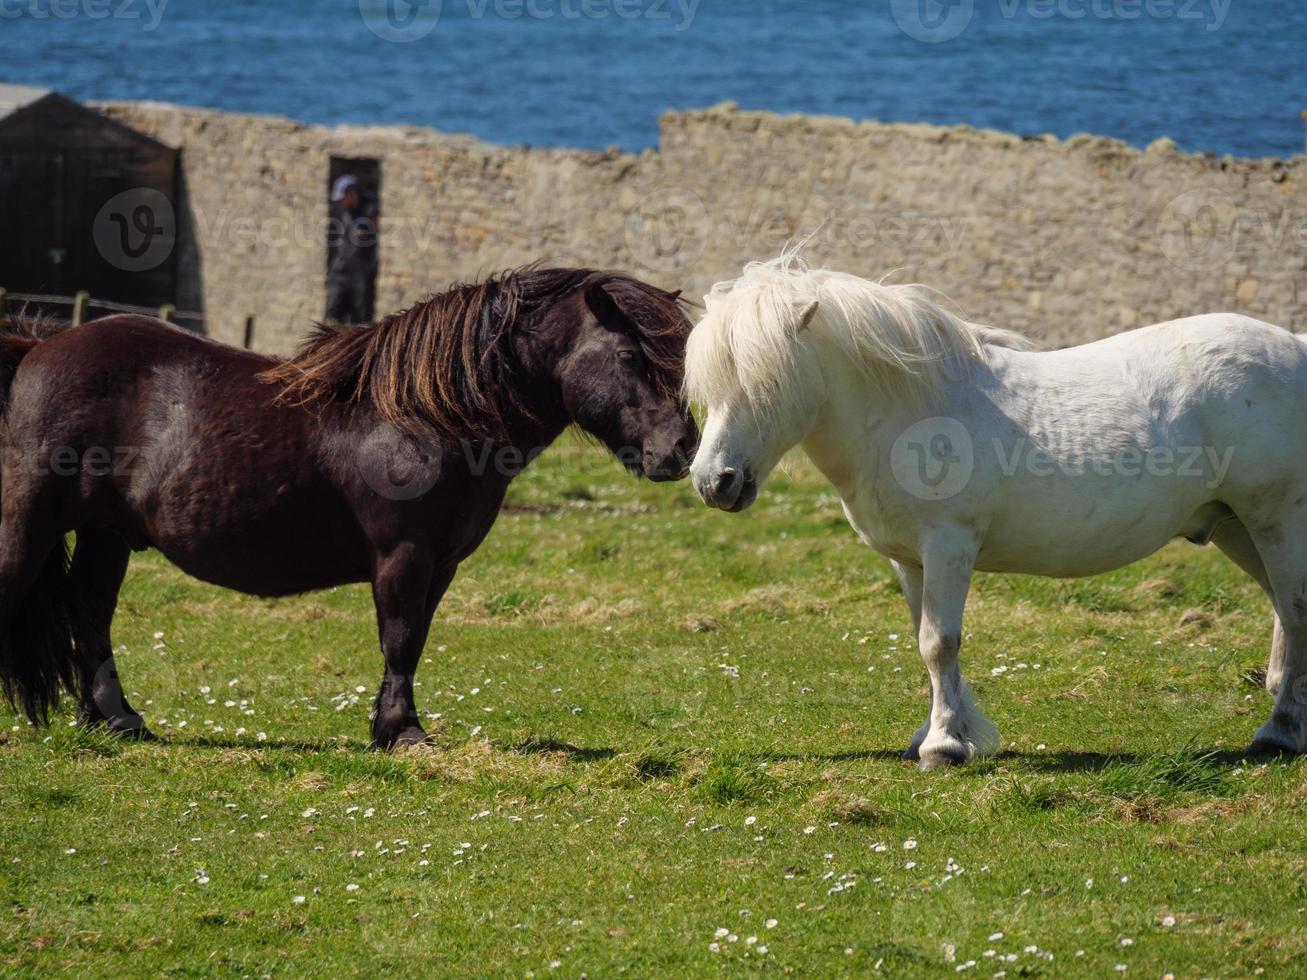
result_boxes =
[325,175,379,325]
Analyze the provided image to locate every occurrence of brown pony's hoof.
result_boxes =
[374,727,431,751]
[79,714,156,741]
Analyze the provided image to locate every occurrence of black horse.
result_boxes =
[0,267,697,747]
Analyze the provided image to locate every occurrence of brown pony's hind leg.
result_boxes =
[369,551,455,749]
[71,529,152,739]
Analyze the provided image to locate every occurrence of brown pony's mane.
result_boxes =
[261,266,690,441]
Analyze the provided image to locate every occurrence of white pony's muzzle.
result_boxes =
[693,458,758,512]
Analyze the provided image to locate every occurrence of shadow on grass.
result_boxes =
[753,745,1288,774]
[72,730,1300,779]
[995,747,1290,773]
[510,737,616,762]
[184,734,360,753]
[760,748,905,764]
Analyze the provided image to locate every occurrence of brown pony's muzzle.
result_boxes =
[643,413,699,482]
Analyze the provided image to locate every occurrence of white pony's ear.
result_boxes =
[794,300,820,334]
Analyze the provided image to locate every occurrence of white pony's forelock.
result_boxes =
[684,250,1035,423]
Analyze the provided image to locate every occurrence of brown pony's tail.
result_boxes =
[0,540,83,726]
[0,319,43,411]
[0,318,84,726]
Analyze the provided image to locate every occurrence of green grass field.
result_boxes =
[2,442,1304,977]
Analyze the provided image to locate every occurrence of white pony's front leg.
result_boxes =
[891,560,931,762]
[911,535,999,768]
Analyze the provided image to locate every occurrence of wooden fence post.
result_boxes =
[158,304,176,323]
[243,316,256,350]
[72,291,89,326]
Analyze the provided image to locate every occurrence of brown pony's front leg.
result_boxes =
[369,548,454,749]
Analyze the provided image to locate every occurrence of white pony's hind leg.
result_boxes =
[1210,520,1286,696]
[912,532,999,769]
[1241,513,1307,754]
[1268,619,1287,696]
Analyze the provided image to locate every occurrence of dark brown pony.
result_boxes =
[0,267,697,747]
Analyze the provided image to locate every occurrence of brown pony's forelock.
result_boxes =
[260,266,690,442]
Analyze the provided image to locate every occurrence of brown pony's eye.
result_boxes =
[617,349,638,365]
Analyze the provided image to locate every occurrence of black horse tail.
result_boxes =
[0,320,84,725]
[0,319,43,403]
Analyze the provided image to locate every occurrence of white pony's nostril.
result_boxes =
[713,468,739,498]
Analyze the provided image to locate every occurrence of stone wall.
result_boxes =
[99,100,1305,354]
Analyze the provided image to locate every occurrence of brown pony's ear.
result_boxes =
[584,281,626,328]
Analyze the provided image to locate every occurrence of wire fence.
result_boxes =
[0,287,205,329]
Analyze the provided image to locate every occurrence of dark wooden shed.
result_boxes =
[0,85,179,314]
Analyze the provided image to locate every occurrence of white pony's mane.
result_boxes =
[685,251,1035,420]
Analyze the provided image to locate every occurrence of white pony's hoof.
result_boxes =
[917,717,1001,769]
[902,719,930,762]
[919,738,971,769]
[1246,738,1300,757]
[1248,727,1302,757]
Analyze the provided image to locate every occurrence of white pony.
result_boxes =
[686,251,1306,768]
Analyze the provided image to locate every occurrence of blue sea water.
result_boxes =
[1,0,1303,157]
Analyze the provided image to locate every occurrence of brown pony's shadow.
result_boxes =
[511,738,617,762]
[137,736,1288,776]
[184,734,361,753]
